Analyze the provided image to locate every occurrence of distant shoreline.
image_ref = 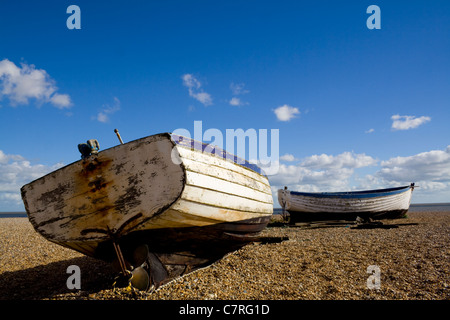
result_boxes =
[411,202,450,207]
[0,212,27,218]
[2,202,449,218]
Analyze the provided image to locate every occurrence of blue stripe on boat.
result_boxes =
[289,185,411,199]
[171,134,265,176]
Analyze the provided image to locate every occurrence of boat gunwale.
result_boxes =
[287,185,413,199]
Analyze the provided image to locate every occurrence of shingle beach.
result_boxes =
[0,210,448,300]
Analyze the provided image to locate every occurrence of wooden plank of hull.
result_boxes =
[278,186,413,222]
[185,172,272,204]
[180,185,272,213]
[175,145,269,186]
[181,158,271,195]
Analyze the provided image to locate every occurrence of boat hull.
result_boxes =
[278,185,414,223]
[21,133,273,281]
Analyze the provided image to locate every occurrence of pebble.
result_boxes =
[0,211,449,300]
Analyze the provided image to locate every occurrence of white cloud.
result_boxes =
[280,153,297,162]
[193,92,212,106]
[365,128,375,134]
[273,104,300,121]
[229,97,241,106]
[182,74,212,106]
[50,93,71,107]
[0,59,72,109]
[0,150,9,165]
[229,97,249,107]
[391,114,431,131]
[0,150,64,210]
[368,146,450,203]
[95,97,120,123]
[417,181,448,191]
[269,151,378,191]
[269,163,356,192]
[182,74,201,90]
[377,146,450,183]
[229,82,249,107]
[230,82,249,95]
[301,152,378,169]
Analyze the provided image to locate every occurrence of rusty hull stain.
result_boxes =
[63,138,183,240]
[114,174,143,214]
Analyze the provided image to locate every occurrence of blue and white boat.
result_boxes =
[278,184,415,223]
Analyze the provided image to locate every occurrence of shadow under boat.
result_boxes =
[94,216,274,290]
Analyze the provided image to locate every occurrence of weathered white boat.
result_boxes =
[278,184,415,224]
[21,132,273,289]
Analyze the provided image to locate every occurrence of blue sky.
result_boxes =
[1,0,449,211]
